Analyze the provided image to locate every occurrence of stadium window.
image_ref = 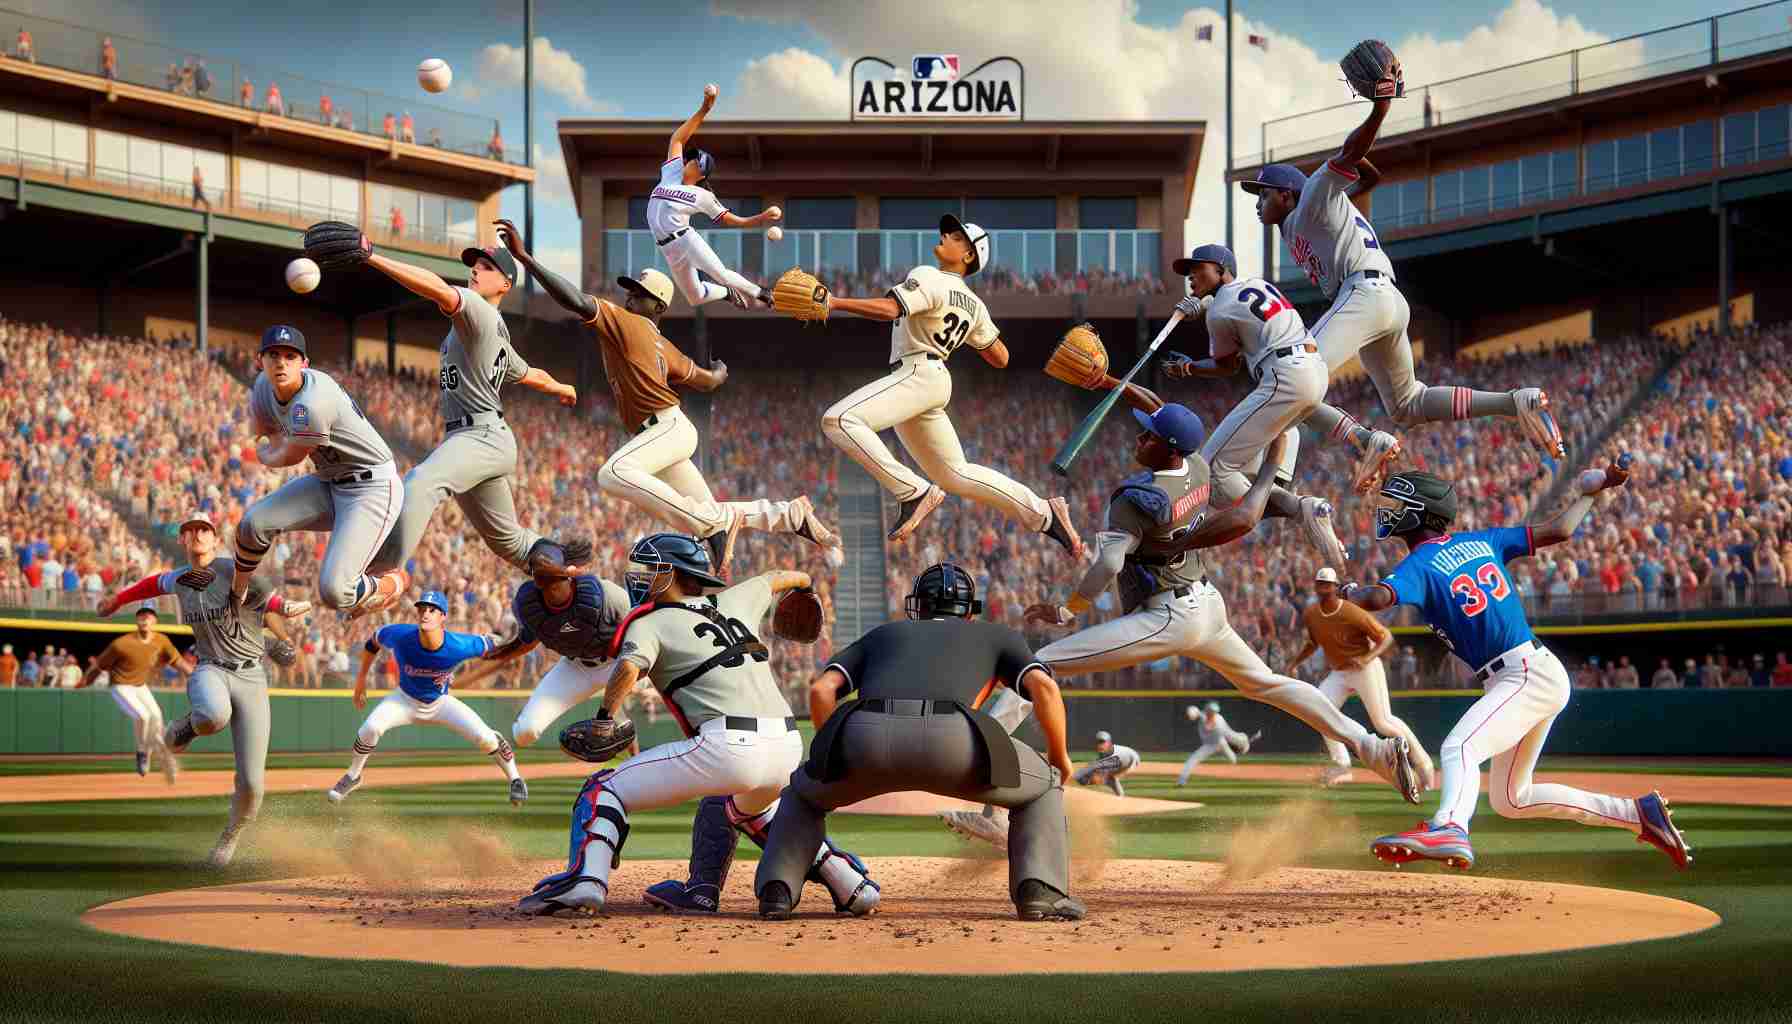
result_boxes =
[301,170,334,221]
[447,199,475,246]
[784,197,856,229]
[604,230,629,279]
[1551,149,1577,200]
[1076,229,1111,272]
[627,197,650,231]
[1682,121,1713,176]
[1459,165,1489,218]
[52,121,84,170]
[332,176,361,221]
[880,197,962,229]
[1490,160,1520,211]
[1585,140,1614,193]
[1724,111,1756,167]
[0,110,13,156]
[1616,133,1647,188]
[1760,105,1789,161]
[1432,171,1460,220]
[17,114,51,163]
[94,131,126,184]
[1649,127,1682,181]
[1078,197,1137,229]
[267,164,300,214]
[1398,179,1426,227]
[965,197,1055,229]
[238,159,267,206]
[1519,154,1550,206]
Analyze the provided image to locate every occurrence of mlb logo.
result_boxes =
[291,404,310,428]
[912,55,959,81]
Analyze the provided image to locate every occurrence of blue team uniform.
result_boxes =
[1378,526,1536,670]
[371,624,492,702]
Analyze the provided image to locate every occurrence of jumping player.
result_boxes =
[1075,731,1141,796]
[1021,401,1421,803]
[1176,701,1262,785]
[494,220,841,575]
[1161,243,1350,565]
[1244,91,1563,493]
[814,214,1082,553]
[327,589,524,807]
[1344,463,1691,870]
[650,84,783,309]
[78,605,189,778]
[517,533,877,917]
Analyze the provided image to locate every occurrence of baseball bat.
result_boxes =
[1050,311,1186,476]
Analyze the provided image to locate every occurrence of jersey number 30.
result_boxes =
[1449,563,1511,617]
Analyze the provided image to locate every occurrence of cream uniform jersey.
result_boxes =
[1205,277,1309,373]
[647,158,727,238]
[887,265,1000,361]
[615,574,793,730]
[1284,159,1396,299]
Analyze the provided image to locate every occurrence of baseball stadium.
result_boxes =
[2,2,1791,1022]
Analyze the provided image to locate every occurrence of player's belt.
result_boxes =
[721,715,797,733]
[444,411,504,432]
[655,228,690,246]
[1249,343,1320,382]
[574,657,609,669]
[198,658,258,672]
[636,413,666,433]
[859,699,957,716]
[326,468,378,484]
[1473,639,1545,684]
[889,353,942,371]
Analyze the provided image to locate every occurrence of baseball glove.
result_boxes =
[302,220,372,271]
[1044,323,1109,390]
[769,267,830,322]
[1341,39,1403,100]
[559,713,638,764]
[265,638,298,667]
[772,588,825,644]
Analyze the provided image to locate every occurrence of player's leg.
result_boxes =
[367,441,463,575]
[213,670,271,866]
[428,694,523,787]
[1302,283,1406,490]
[1038,604,1184,679]
[821,363,939,505]
[896,400,1054,532]
[314,471,404,612]
[1177,742,1216,785]
[726,740,879,918]
[659,456,820,540]
[340,691,417,790]
[233,474,333,591]
[512,658,611,748]
[1316,670,1355,770]
[1353,659,1435,789]
[676,230,764,303]
[1430,654,1570,830]
[661,233,733,306]
[449,430,539,569]
[1485,653,1639,830]
[131,684,165,761]
[1202,359,1325,507]
[110,684,153,759]
[596,409,732,537]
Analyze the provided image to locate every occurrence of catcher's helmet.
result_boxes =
[626,532,726,606]
[1374,471,1457,540]
[905,562,983,620]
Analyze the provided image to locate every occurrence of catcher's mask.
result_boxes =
[905,562,982,620]
[1374,471,1457,540]
[626,532,726,606]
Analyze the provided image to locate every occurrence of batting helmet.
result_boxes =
[626,532,726,606]
[1374,471,1457,540]
[685,147,716,187]
[1172,243,1237,279]
[905,562,983,620]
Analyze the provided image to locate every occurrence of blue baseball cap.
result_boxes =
[415,590,449,614]
[1239,163,1307,196]
[259,324,306,356]
[1133,403,1207,455]
[1172,243,1237,278]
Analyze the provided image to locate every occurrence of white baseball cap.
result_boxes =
[1314,567,1340,584]
[617,268,675,308]
[940,214,990,277]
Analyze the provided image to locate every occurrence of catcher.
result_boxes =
[770,215,1082,555]
[519,532,878,918]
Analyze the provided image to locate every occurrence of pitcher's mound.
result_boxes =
[84,857,1715,975]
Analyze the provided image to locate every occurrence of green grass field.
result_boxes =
[3,759,1789,1024]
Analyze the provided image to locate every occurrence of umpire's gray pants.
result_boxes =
[755,710,1069,907]
[369,423,539,574]
[187,662,271,831]
[236,465,402,610]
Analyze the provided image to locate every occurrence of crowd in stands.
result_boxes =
[596,266,1170,305]
[1569,650,1792,689]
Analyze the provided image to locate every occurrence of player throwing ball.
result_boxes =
[327,589,525,807]
[1344,463,1690,870]
[1177,701,1262,785]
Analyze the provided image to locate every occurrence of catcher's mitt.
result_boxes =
[265,638,298,668]
[1044,323,1109,390]
[1341,39,1403,100]
[559,714,638,764]
[770,267,830,322]
[772,587,825,644]
[302,220,372,271]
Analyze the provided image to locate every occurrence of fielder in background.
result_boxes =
[1075,731,1141,796]
[1345,464,1692,871]
[493,219,841,576]
[327,589,524,807]
[78,605,189,778]
[1290,566,1433,790]
[1176,701,1262,785]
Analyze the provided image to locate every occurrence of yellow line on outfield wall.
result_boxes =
[1061,688,1481,699]
[267,687,531,698]
[1391,617,1792,636]
[0,617,193,635]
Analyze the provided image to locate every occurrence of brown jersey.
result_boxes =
[95,631,183,686]
[1303,599,1388,671]
[585,298,697,431]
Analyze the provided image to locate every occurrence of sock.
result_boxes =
[1322,409,1374,450]
[1418,386,1518,421]
[349,738,374,778]
[489,737,520,781]
[699,282,729,304]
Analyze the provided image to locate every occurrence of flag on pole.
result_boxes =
[1248,34,1269,50]
[1197,24,1213,41]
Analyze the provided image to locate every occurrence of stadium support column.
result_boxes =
[196,230,208,353]
[1717,202,1732,338]
[385,312,397,376]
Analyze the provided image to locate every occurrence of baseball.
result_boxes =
[285,258,321,294]
[766,225,784,242]
[418,58,452,94]
[1185,705,1199,721]
[704,83,719,99]
[766,205,783,221]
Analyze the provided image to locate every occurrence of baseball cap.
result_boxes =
[684,147,716,185]
[1204,700,1220,713]
[1172,243,1237,278]
[1314,567,1341,584]
[1131,403,1207,455]
[259,324,307,356]
[415,590,448,614]
[618,268,675,308]
[1094,730,1113,744]
[134,605,158,618]
[939,213,990,277]
[1239,163,1308,196]
[461,244,518,285]
[178,512,216,533]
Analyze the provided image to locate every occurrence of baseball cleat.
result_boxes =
[1635,791,1692,870]
[1317,765,1356,787]
[155,734,181,785]
[644,879,721,914]
[1015,879,1086,921]
[1249,729,1264,743]
[789,495,839,548]
[509,777,529,807]
[1369,735,1423,805]
[705,512,741,581]
[518,875,607,916]
[758,880,795,920]
[1351,431,1402,494]
[940,809,1010,851]
[1371,821,1475,870]
[725,286,753,310]
[207,824,243,869]
[1512,388,1566,459]
[1298,496,1349,566]
[1042,496,1085,559]
[326,772,361,804]
[348,568,409,620]
[888,485,945,541]
[135,752,148,777]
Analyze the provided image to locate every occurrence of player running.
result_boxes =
[327,589,525,807]
[805,214,1082,554]
[1343,462,1691,870]
[650,84,783,309]
[77,605,189,778]
[1176,701,1262,785]
[1021,400,1421,804]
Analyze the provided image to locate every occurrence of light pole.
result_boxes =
[1224,0,1233,254]
[523,0,535,305]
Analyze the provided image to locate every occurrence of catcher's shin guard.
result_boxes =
[727,797,879,915]
[528,770,629,904]
[645,796,740,912]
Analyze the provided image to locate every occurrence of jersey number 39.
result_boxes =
[1449,563,1512,617]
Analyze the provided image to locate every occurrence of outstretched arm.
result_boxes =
[667,87,716,162]
[1334,98,1391,171]
[366,253,459,315]
[97,573,170,617]
[1178,433,1289,551]
[519,367,577,406]
[716,208,780,229]
[1532,458,1631,548]
[495,219,596,321]
[829,295,904,321]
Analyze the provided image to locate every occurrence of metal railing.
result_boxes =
[0,5,513,164]
[1243,0,1792,166]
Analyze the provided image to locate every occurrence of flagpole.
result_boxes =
[1224,0,1233,254]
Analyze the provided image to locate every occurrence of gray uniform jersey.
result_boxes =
[616,574,793,729]
[249,370,393,479]
[1284,160,1395,299]
[1197,712,1234,743]
[160,557,275,665]
[1106,461,1217,612]
[1106,744,1142,771]
[1205,277,1309,371]
[438,287,530,422]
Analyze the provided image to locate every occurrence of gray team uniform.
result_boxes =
[236,369,400,610]
[1076,743,1142,795]
[1199,277,1325,505]
[370,287,539,575]
[1179,712,1253,783]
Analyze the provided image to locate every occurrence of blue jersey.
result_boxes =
[1379,527,1536,671]
[371,624,492,702]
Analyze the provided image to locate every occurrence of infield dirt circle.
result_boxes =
[86,856,1716,974]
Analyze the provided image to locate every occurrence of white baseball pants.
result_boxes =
[660,230,763,307]
[1431,643,1641,834]
[1309,274,1426,426]
[823,354,1050,528]
[1202,350,1324,505]
[1178,730,1250,784]
[602,715,802,816]
[356,690,504,749]
[110,683,164,755]
[1319,659,1435,786]
[512,655,620,748]
[596,405,804,540]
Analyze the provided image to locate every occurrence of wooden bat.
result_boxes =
[1050,311,1186,476]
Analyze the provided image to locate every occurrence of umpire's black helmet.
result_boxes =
[626,532,726,606]
[1374,471,1457,540]
[905,563,983,620]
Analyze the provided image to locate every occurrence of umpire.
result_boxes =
[754,563,1083,921]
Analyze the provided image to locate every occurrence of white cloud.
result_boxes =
[736,48,848,119]
[475,37,618,112]
[532,244,582,284]
[531,143,574,209]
